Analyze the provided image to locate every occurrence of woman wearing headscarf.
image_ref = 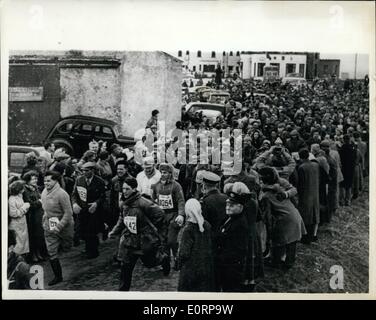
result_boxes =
[177,199,215,292]
[258,167,306,269]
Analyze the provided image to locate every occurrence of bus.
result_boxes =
[263,65,280,82]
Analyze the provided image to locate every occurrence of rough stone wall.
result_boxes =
[120,51,182,137]
[60,67,122,124]
[59,51,181,137]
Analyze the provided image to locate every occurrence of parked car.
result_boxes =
[282,74,307,86]
[207,91,230,105]
[185,102,229,122]
[8,145,45,177]
[44,115,135,158]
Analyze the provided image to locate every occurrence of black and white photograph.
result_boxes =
[1,0,375,299]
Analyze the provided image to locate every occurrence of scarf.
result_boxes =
[185,198,204,232]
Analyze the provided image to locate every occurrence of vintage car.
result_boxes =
[44,115,134,158]
[185,102,229,122]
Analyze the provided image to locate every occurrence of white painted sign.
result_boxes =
[9,87,43,102]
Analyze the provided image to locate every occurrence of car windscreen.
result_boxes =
[189,105,224,113]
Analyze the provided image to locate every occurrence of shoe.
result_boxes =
[162,255,171,276]
[48,259,63,286]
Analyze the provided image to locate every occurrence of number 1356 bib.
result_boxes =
[123,216,137,234]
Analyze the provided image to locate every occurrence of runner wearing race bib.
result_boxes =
[151,163,185,270]
[108,177,170,291]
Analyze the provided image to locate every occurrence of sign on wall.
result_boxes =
[9,87,44,102]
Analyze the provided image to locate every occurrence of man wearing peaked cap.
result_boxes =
[201,169,228,291]
[202,171,221,184]
[215,181,250,292]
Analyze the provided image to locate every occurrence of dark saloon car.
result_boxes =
[44,115,134,158]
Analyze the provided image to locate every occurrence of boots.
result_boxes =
[48,258,63,286]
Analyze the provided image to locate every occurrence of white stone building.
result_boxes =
[240,52,307,80]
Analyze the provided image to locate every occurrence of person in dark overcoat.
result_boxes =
[177,199,215,292]
[223,169,263,290]
[320,140,338,223]
[72,162,106,259]
[215,182,250,292]
[338,134,356,206]
[296,149,320,243]
[22,170,48,262]
[258,167,306,269]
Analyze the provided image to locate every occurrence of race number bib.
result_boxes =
[49,217,60,231]
[77,186,87,202]
[158,194,174,210]
[173,168,180,180]
[123,216,137,234]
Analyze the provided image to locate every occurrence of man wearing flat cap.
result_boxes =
[72,162,106,259]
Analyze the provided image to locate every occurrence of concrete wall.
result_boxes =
[58,51,181,137]
[60,67,122,124]
[120,52,182,137]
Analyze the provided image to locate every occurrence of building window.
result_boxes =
[178,50,182,57]
[199,65,201,71]
[203,64,216,73]
[273,56,276,60]
[323,64,329,74]
[254,63,256,76]
[186,50,189,55]
[299,64,305,77]
[197,51,201,58]
[257,63,265,77]
[236,51,240,56]
[223,51,226,56]
[229,51,233,56]
[228,66,234,72]
[334,64,338,74]
[211,51,216,58]
[193,66,196,72]
[286,63,296,74]
[236,66,239,73]
[281,56,285,61]
[315,53,319,59]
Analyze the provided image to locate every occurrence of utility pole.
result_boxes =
[354,53,358,79]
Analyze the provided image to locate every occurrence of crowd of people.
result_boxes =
[7,74,369,292]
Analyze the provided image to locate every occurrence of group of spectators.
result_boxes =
[7,74,369,292]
